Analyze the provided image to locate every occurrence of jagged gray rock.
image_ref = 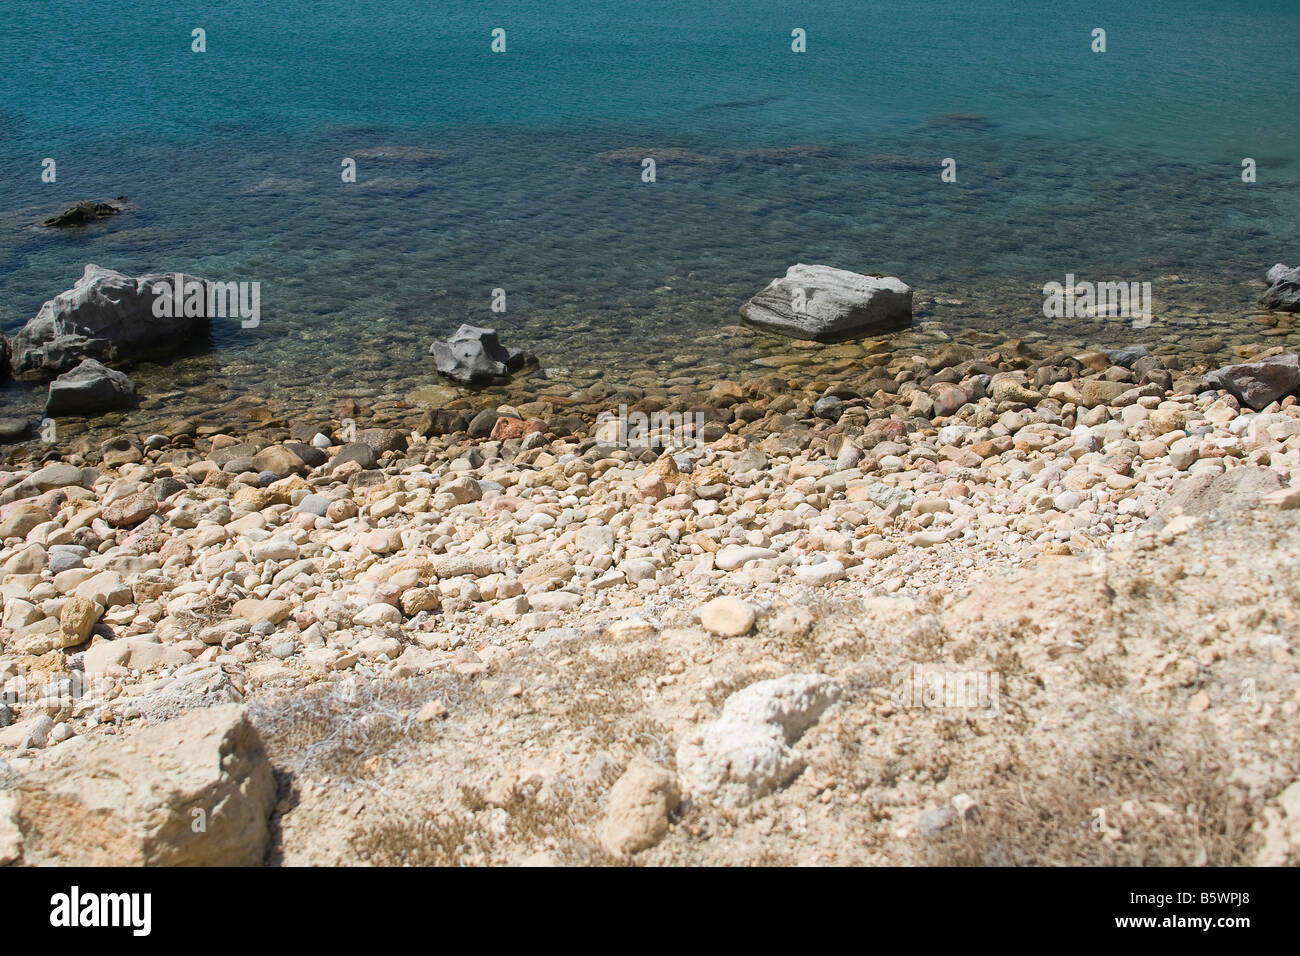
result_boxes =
[43,200,121,228]
[10,264,209,374]
[1262,264,1300,313]
[740,263,912,341]
[45,359,137,416]
[429,324,533,386]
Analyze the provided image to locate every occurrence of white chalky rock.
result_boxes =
[699,596,757,636]
[676,674,840,807]
[251,535,298,562]
[715,544,778,571]
[794,559,846,586]
[607,618,658,641]
[3,705,274,865]
[0,714,55,750]
[353,603,402,626]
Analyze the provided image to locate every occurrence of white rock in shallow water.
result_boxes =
[46,359,136,416]
[740,264,912,341]
[699,596,757,637]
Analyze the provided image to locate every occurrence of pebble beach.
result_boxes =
[4,315,1300,865]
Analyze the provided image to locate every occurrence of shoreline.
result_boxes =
[2,268,1296,463]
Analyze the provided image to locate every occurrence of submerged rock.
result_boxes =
[0,418,30,444]
[43,199,121,228]
[864,154,939,172]
[350,146,445,161]
[429,324,534,386]
[45,358,137,416]
[11,264,210,375]
[740,263,912,341]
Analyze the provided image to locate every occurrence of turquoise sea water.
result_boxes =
[1,0,1297,415]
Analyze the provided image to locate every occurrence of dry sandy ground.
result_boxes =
[255,503,1300,867]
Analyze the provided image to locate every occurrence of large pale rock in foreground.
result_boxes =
[676,674,840,807]
[10,264,209,375]
[740,263,912,341]
[3,705,274,866]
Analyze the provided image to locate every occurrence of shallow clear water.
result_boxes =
[2,0,1298,423]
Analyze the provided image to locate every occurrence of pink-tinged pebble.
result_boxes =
[490,417,531,441]
[0,500,50,523]
[942,483,971,499]
[34,489,68,513]
[365,529,400,553]
[374,582,403,605]
[636,474,667,501]
[657,493,693,510]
